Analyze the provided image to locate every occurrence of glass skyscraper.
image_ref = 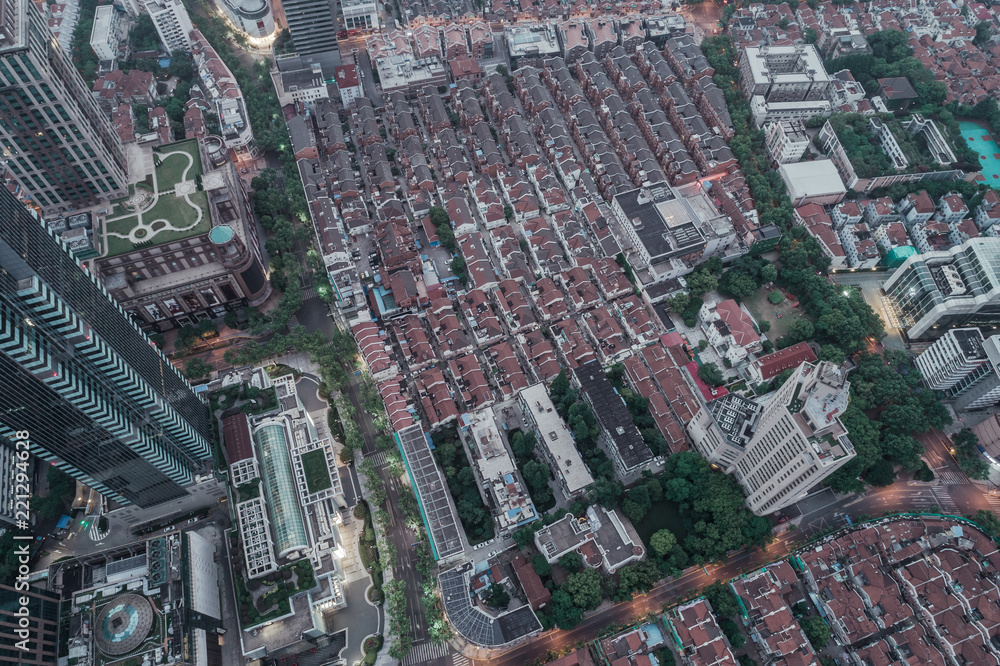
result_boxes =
[0,187,212,508]
[883,237,1000,341]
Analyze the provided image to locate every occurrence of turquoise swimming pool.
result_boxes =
[960,119,1000,186]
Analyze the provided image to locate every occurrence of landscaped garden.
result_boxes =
[301,449,333,493]
[742,287,806,347]
[233,553,317,629]
[153,140,202,191]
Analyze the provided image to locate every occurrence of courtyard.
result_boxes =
[742,288,808,347]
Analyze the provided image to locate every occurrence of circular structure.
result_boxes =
[209,225,235,244]
[95,594,154,655]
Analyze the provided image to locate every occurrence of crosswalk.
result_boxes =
[451,654,470,666]
[931,486,961,515]
[984,494,1000,514]
[402,641,451,665]
[933,468,970,485]
[366,451,388,468]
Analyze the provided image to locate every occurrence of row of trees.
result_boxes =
[826,30,946,105]
[510,430,558,512]
[700,36,795,230]
[550,370,617,480]
[431,424,495,543]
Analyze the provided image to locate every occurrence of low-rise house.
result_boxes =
[744,341,817,387]
[699,298,762,365]
[840,222,881,269]
[533,505,645,574]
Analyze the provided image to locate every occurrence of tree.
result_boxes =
[621,498,647,523]
[523,459,554,506]
[618,560,661,594]
[650,529,678,558]
[549,589,583,629]
[531,553,552,577]
[976,22,993,46]
[559,551,583,573]
[788,317,815,342]
[768,291,784,304]
[801,616,831,650]
[818,344,846,366]
[685,269,717,296]
[974,509,1000,538]
[698,362,725,387]
[565,569,603,609]
[865,458,896,487]
[588,477,624,507]
[513,526,536,549]
[486,582,510,608]
[953,429,990,480]
[184,357,213,381]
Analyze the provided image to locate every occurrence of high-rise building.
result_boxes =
[0,186,213,510]
[143,0,195,51]
[884,237,1000,341]
[914,328,988,390]
[284,0,337,56]
[940,336,1000,411]
[0,583,60,665]
[0,0,128,215]
[688,361,856,515]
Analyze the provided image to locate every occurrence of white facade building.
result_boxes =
[764,120,810,164]
[220,0,276,42]
[688,361,856,516]
[519,384,594,500]
[144,0,195,51]
[89,5,123,62]
[915,328,988,391]
[342,0,380,30]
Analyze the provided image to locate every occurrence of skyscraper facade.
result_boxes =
[0,0,128,214]
[283,0,338,56]
[0,187,212,509]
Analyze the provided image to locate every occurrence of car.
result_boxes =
[338,30,349,39]
[187,517,199,524]
[163,526,175,532]
[778,515,789,523]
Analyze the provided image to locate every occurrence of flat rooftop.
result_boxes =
[520,384,594,495]
[397,424,464,559]
[574,362,652,471]
[614,188,706,266]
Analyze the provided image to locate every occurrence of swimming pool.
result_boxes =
[960,119,1000,186]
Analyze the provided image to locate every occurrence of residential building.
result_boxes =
[143,0,195,51]
[519,384,594,500]
[744,341,817,387]
[749,95,831,127]
[738,45,831,102]
[873,222,910,253]
[341,0,379,30]
[976,190,1000,232]
[915,328,988,391]
[764,120,810,164]
[869,117,907,170]
[91,69,156,112]
[463,409,537,535]
[0,0,128,215]
[281,65,327,103]
[534,505,645,574]
[795,203,847,269]
[335,64,364,108]
[94,138,271,330]
[374,56,447,93]
[883,238,1000,341]
[512,554,551,611]
[900,191,935,227]
[575,361,654,477]
[938,193,969,224]
[190,30,254,152]
[89,4,123,63]
[506,24,561,68]
[688,361,856,515]
[839,222,880,269]
[219,0,275,41]
[699,298,762,365]
[283,0,338,56]
[668,599,738,666]
[831,201,863,230]
[0,185,214,514]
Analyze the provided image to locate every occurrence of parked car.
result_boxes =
[187,517,199,524]
[163,526,175,532]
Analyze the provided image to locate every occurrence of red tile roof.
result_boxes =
[753,341,817,381]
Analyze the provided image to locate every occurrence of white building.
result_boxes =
[219,0,275,43]
[534,505,645,574]
[873,221,910,253]
[779,160,846,207]
[280,66,328,104]
[938,193,969,224]
[144,0,194,51]
[688,361,856,516]
[764,120,810,164]
[950,336,1000,412]
[900,191,935,227]
[869,117,908,170]
[738,45,832,102]
[915,328,989,391]
[839,223,880,269]
[976,190,1000,232]
[699,298,762,365]
[342,0,380,30]
[89,5,123,63]
[335,64,364,108]
[750,96,831,128]
[519,384,594,500]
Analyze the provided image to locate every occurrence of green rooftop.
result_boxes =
[101,140,211,257]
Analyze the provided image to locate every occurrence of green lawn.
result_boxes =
[301,449,332,494]
[743,288,807,346]
[154,140,202,190]
[144,189,208,229]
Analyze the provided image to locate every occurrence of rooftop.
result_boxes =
[574,361,653,471]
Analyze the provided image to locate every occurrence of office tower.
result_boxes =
[940,336,1000,411]
[883,237,1000,341]
[0,0,128,215]
[219,0,276,41]
[284,0,337,56]
[915,328,988,390]
[0,583,60,665]
[144,0,195,51]
[0,186,212,509]
[688,361,856,515]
